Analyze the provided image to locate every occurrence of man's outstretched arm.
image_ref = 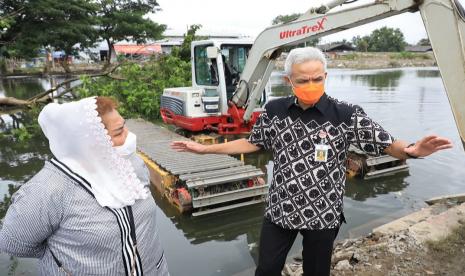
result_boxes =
[171,138,261,155]
[384,135,453,159]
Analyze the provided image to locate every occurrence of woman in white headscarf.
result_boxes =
[0,97,169,276]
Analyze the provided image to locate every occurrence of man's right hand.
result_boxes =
[170,141,207,154]
[170,138,260,155]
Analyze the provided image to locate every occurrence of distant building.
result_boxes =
[156,40,182,55]
[155,31,248,54]
[80,31,250,61]
[317,43,355,59]
[113,44,162,58]
[52,51,73,63]
[317,43,355,52]
[405,45,433,52]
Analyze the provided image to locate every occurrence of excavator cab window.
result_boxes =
[221,44,252,99]
[194,44,219,86]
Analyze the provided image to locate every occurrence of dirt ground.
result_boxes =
[331,222,465,276]
[275,52,437,71]
[327,52,436,70]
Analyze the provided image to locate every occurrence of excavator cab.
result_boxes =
[160,39,258,133]
[192,40,253,114]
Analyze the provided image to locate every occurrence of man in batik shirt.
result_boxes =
[171,47,452,276]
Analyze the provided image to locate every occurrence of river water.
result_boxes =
[1,68,464,275]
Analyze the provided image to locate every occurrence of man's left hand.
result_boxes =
[404,135,453,158]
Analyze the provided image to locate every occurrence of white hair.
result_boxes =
[284,47,327,76]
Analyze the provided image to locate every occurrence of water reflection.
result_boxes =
[268,69,406,96]
[0,77,46,99]
[415,69,441,78]
[0,113,22,130]
[0,135,50,182]
[345,171,410,201]
[0,76,77,100]
[155,188,263,243]
[350,70,404,91]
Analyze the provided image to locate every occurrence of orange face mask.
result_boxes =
[291,82,325,105]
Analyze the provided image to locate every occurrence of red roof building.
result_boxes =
[113,44,162,56]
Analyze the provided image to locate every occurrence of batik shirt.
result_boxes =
[248,94,394,230]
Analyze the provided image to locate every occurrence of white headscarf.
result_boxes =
[38,97,149,208]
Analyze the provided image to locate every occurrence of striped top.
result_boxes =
[0,156,170,276]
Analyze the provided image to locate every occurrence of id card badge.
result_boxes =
[315,144,329,162]
[314,129,329,162]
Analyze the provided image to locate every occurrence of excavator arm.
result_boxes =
[419,0,465,149]
[232,0,465,149]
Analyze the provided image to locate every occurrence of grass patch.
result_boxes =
[339,53,358,60]
[424,221,465,274]
[390,51,415,59]
[388,61,401,68]
[11,67,43,75]
[417,53,431,60]
[427,221,465,257]
[390,52,432,60]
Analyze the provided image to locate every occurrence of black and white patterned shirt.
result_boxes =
[248,94,394,230]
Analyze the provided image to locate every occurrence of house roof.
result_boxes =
[317,43,355,52]
[405,45,433,52]
[113,44,162,55]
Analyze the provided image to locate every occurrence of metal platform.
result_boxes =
[349,145,409,179]
[126,119,267,215]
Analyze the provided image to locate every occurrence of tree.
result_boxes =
[352,35,370,52]
[271,13,302,25]
[77,24,201,120]
[329,39,353,47]
[352,27,406,52]
[417,38,431,46]
[0,9,22,42]
[95,0,166,64]
[367,27,406,52]
[0,2,26,55]
[173,24,203,62]
[1,0,98,72]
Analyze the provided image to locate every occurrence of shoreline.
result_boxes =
[0,69,103,79]
[276,51,436,71]
[0,64,436,79]
[1,52,437,78]
[282,194,465,276]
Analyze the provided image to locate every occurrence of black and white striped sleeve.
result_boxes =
[347,106,395,157]
[0,173,65,258]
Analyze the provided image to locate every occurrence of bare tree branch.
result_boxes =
[1,63,124,109]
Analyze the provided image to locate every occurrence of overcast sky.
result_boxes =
[149,0,439,45]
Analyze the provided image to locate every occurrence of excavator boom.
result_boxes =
[419,0,465,149]
[232,0,465,149]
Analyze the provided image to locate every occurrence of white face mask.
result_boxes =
[114,131,137,157]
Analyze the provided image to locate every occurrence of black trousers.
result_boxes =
[255,218,339,276]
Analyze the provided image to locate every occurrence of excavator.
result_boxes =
[161,0,465,150]
[153,0,465,215]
